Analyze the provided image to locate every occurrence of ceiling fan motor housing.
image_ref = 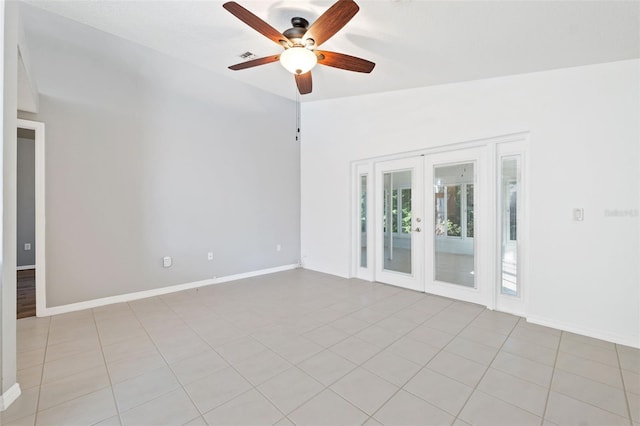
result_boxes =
[284,17,310,43]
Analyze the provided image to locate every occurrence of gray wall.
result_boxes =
[19,5,301,307]
[17,131,35,267]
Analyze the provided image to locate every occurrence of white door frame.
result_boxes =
[350,133,529,315]
[495,140,529,316]
[425,147,491,306]
[17,119,46,316]
[351,162,374,281]
[374,156,424,292]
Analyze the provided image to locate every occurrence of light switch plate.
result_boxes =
[573,208,584,221]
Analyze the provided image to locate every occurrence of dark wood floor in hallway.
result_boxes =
[17,268,36,318]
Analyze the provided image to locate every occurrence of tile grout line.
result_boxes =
[339,296,453,424]
[156,292,236,426]
[22,316,117,424]
[156,295,254,423]
[23,315,111,423]
[286,387,371,426]
[250,286,446,423]
[540,329,564,425]
[547,335,634,422]
[22,274,635,426]
[448,314,524,424]
[24,285,484,424]
[31,316,52,426]
[158,294,293,424]
[366,301,489,423]
[559,335,625,367]
[441,309,523,423]
[511,335,623,390]
[91,308,123,426]
[120,299,195,420]
[614,344,634,424]
[372,302,467,421]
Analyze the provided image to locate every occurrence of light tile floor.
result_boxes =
[2,269,639,426]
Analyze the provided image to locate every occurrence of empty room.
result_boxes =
[0,0,639,425]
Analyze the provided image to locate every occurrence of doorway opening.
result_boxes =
[373,156,424,292]
[16,119,45,318]
[17,127,35,318]
[433,162,476,288]
[352,134,528,316]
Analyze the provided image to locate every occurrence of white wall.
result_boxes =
[301,60,640,347]
[1,0,19,409]
[18,5,301,308]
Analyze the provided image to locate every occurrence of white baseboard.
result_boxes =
[16,265,35,271]
[213,263,298,284]
[300,263,350,279]
[527,315,640,349]
[40,264,299,317]
[0,383,21,411]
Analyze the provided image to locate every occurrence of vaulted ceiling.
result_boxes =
[22,0,640,102]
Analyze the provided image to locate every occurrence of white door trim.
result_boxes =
[17,119,45,316]
[350,132,530,316]
[374,156,424,292]
[0,383,21,411]
[495,139,529,316]
[425,147,490,306]
[351,162,374,281]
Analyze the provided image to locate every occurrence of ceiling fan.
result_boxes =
[223,0,375,95]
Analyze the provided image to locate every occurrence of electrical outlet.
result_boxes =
[163,256,172,268]
[208,252,214,260]
[24,243,31,251]
[276,244,281,252]
[573,208,584,221]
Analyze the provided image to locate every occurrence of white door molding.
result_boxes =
[425,147,490,306]
[374,156,425,292]
[17,119,45,316]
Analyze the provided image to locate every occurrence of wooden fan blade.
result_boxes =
[305,0,359,47]
[317,51,375,73]
[295,72,312,95]
[228,55,280,70]
[223,2,290,46]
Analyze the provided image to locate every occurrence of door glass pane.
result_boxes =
[383,170,411,274]
[434,163,475,287]
[401,188,411,233]
[446,186,462,236]
[466,184,474,238]
[360,174,367,268]
[501,157,519,295]
[392,190,398,233]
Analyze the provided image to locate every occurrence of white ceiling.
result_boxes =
[22,0,640,102]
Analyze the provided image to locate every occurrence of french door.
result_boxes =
[355,138,526,313]
[425,148,488,305]
[374,157,424,291]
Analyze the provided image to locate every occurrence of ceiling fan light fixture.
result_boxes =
[280,47,317,75]
[223,0,374,95]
